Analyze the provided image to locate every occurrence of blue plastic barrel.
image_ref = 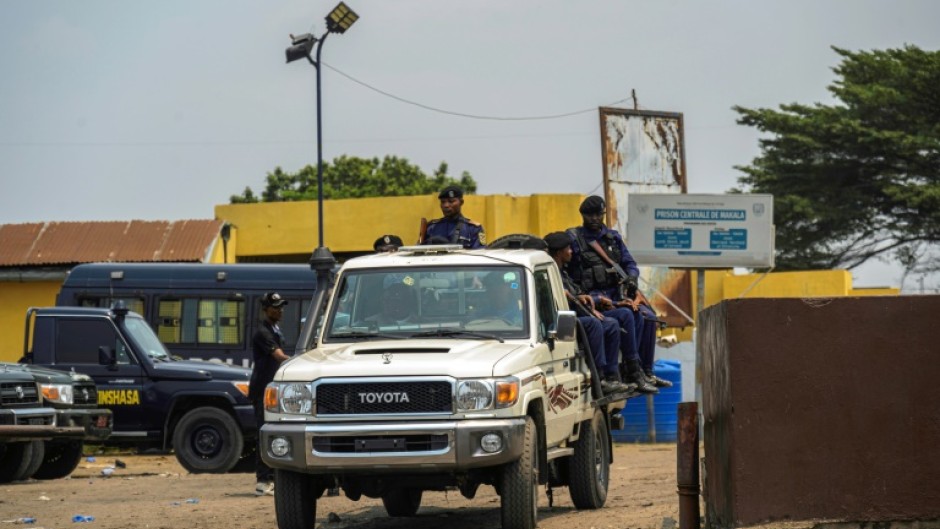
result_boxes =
[612,359,682,443]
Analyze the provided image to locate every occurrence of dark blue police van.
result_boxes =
[56,263,318,368]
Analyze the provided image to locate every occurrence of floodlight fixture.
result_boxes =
[285,3,359,253]
[285,33,317,63]
[325,2,358,34]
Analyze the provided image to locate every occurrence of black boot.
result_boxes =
[600,374,634,395]
[625,359,658,394]
[644,368,673,388]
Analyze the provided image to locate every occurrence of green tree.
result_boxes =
[230,156,476,203]
[733,45,940,274]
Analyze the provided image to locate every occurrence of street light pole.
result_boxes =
[286,2,359,251]
[312,32,329,249]
[285,3,358,353]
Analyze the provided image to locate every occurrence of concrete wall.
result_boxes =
[700,295,940,528]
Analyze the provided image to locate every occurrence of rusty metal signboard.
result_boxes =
[599,107,690,327]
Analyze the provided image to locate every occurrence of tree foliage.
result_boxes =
[733,45,940,274]
[230,156,476,203]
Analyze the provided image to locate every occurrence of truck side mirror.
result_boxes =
[98,346,117,369]
[551,310,577,342]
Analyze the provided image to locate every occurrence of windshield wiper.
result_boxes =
[329,331,406,341]
[409,328,504,343]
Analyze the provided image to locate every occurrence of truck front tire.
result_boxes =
[499,416,539,529]
[16,441,45,480]
[568,409,611,509]
[172,406,243,474]
[0,442,34,483]
[274,469,318,529]
[33,440,84,480]
[382,488,422,516]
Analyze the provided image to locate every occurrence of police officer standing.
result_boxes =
[567,195,669,391]
[421,185,486,249]
[249,292,291,496]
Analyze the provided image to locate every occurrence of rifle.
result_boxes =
[565,291,605,321]
[587,239,639,300]
[417,217,428,244]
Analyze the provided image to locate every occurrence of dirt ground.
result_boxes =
[0,443,696,529]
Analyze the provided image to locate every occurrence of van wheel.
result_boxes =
[499,416,539,529]
[33,440,84,480]
[382,488,422,516]
[568,409,610,509]
[0,442,34,483]
[173,407,243,473]
[275,469,318,529]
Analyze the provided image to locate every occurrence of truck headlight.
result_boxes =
[41,384,74,405]
[279,383,313,414]
[456,380,493,411]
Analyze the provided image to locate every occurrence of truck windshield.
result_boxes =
[123,315,173,362]
[325,266,528,342]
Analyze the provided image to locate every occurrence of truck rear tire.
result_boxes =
[172,406,243,474]
[0,442,34,483]
[567,409,610,509]
[381,488,422,516]
[499,416,538,529]
[33,440,84,480]
[274,469,318,529]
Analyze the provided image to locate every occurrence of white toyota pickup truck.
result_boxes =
[260,245,632,529]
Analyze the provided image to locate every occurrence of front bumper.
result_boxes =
[56,408,114,441]
[0,407,84,441]
[260,418,526,474]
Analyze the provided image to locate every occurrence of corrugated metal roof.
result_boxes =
[0,220,223,267]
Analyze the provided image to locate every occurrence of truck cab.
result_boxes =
[22,305,256,473]
[1,362,112,479]
[260,245,631,529]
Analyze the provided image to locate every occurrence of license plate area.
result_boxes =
[355,437,406,452]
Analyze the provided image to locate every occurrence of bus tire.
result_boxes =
[172,406,243,474]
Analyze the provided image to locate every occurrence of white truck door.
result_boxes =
[533,267,582,446]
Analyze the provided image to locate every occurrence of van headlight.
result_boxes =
[41,384,74,405]
[269,383,313,415]
[456,377,519,411]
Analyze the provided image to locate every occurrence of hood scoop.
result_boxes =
[355,348,450,355]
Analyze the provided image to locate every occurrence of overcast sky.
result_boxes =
[1,1,938,291]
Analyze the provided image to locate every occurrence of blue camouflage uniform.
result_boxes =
[423,216,486,249]
[566,225,656,372]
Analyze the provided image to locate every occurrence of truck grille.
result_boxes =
[316,381,453,415]
[0,382,40,407]
[313,434,449,453]
[73,383,98,407]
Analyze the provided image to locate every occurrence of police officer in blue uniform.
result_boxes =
[566,195,671,390]
[422,185,486,249]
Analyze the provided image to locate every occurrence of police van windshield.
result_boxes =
[123,315,173,362]
[326,266,527,341]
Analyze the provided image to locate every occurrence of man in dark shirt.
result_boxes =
[249,292,291,496]
[421,185,486,248]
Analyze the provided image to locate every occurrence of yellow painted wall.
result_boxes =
[215,193,585,256]
[0,281,60,362]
